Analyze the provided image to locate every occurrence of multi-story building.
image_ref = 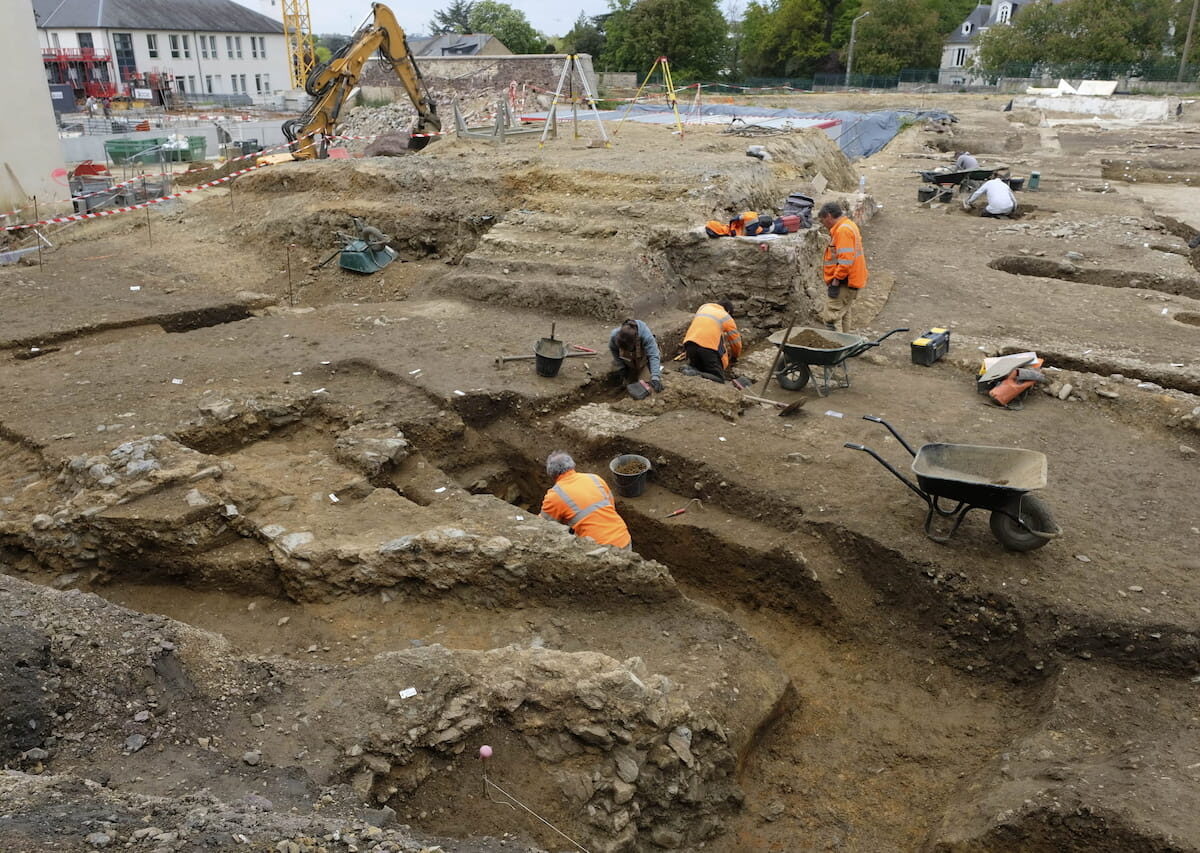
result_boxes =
[32,0,290,105]
[939,1,1022,86]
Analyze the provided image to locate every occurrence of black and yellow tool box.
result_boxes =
[911,328,950,365]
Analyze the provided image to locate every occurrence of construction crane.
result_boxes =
[276,3,441,160]
[281,0,316,91]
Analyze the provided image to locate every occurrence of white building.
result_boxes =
[33,0,290,105]
[2,0,65,215]
[939,1,1019,86]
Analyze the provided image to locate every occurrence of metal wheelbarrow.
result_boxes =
[767,327,908,396]
[844,415,1062,551]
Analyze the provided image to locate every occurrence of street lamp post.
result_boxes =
[1180,0,1199,83]
[846,11,871,87]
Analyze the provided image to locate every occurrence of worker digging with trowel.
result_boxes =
[682,299,742,383]
[540,451,632,550]
[963,170,1017,218]
[608,319,664,398]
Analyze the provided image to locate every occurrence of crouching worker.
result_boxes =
[540,451,632,550]
[608,318,664,391]
[683,299,741,383]
[964,171,1017,218]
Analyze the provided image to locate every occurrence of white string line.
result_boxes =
[482,769,591,853]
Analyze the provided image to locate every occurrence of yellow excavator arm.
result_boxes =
[281,2,441,160]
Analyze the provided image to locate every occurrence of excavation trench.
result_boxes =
[1,302,256,357]
[6,393,1198,852]
[989,255,1200,300]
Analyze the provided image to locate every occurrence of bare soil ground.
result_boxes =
[2,96,1200,853]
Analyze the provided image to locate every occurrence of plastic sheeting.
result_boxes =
[534,104,956,159]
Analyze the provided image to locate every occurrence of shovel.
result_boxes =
[740,391,806,416]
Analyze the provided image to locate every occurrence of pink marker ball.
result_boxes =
[479,745,493,759]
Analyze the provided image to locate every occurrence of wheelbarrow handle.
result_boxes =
[861,415,918,457]
[843,442,928,502]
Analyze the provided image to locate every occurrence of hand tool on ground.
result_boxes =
[667,498,703,518]
[571,344,597,353]
[495,351,593,366]
[739,391,806,416]
[760,315,798,393]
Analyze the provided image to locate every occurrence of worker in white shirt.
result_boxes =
[964,172,1017,218]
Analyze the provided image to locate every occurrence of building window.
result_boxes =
[962,22,972,34]
[113,33,136,80]
[262,73,269,91]
[170,34,180,58]
[239,73,247,91]
[182,35,191,58]
[201,36,208,58]
[954,48,967,66]
[205,74,213,93]
[251,38,259,59]
[235,36,243,59]
[997,3,1011,22]
[227,36,234,59]
[147,34,158,58]
[51,32,60,47]
[77,32,94,49]
[215,74,222,90]
[209,36,218,56]
[230,75,239,93]
[175,76,185,93]
[187,75,196,92]
[260,37,267,59]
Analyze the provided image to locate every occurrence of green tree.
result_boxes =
[850,0,943,74]
[975,0,1174,75]
[467,0,546,53]
[740,0,829,76]
[564,11,607,55]
[430,0,475,34]
[601,0,729,79]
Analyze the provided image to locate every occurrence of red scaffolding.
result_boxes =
[42,48,118,99]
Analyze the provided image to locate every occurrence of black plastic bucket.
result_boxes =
[917,185,937,202]
[610,454,651,498]
[534,338,566,377]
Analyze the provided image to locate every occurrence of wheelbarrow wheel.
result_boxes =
[989,494,1057,552]
[777,362,811,391]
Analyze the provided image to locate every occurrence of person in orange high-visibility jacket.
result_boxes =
[682,299,742,382]
[817,201,868,333]
[540,450,632,550]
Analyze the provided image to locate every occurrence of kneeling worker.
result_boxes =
[965,171,1017,218]
[683,299,742,382]
[608,318,664,391]
[540,450,632,550]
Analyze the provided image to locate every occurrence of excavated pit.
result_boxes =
[989,255,1200,300]
[6,112,1200,853]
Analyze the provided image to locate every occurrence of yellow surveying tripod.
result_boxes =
[615,56,686,138]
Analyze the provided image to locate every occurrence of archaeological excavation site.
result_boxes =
[3,92,1200,853]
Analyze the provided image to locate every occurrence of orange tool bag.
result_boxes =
[988,358,1044,408]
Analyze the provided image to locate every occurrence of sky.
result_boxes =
[300,0,613,39]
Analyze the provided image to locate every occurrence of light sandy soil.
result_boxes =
[2,96,1200,853]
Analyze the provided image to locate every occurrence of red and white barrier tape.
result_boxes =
[2,162,272,232]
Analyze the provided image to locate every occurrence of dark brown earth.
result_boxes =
[2,94,1200,853]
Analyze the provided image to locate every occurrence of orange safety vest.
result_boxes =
[540,470,631,548]
[728,211,758,237]
[683,302,742,368]
[823,216,868,289]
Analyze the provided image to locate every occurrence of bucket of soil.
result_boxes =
[610,454,651,498]
[534,337,567,377]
